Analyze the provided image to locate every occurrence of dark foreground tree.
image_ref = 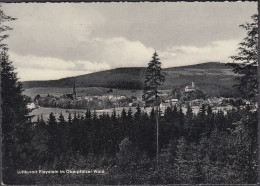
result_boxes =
[226,14,258,100]
[0,5,16,49]
[142,51,165,165]
[1,49,33,183]
[1,7,33,184]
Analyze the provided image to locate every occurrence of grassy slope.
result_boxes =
[23,62,237,97]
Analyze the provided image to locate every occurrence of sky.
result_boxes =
[2,2,257,81]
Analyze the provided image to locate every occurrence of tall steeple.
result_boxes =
[192,78,195,88]
[73,79,76,100]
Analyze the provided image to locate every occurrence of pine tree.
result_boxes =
[134,104,142,122]
[1,48,33,182]
[120,108,127,138]
[127,107,133,122]
[178,106,185,137]
[68,112,72,124]
[142,51,165,166]
[58,113,65,125]
[111,108,117,122]
[150,107,156,121]
[164,106,172,123]
[175,136,192,183]
[0,5,16,49]
[143,52,165,107]
[72,112,79,124]
[185,104,193,131]
[198,104,206,133]
[85,109,92,120]
[121,108,127,121]
[205,105,214,135]
[226,14,258,100]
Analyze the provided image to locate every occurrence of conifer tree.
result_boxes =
[178,106,185,137]
[1,9,33,182]
[227,14,258,100]
[111,108,117,122]
[127,107,133,122]
[185,104,193,130]
[85,109,92,120]
[134,104,142,122]
[58,113,65,125]
[197,104,206,132]
[150,107,156,121]
[121,108,127,121]
[205,105,214,135]
[142,51,165,165]
[48,112,57,126]
[0,5,16,49]
[68,112,72,124]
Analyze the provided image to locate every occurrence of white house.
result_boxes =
[160,102,171,110]
[171,99,178,105]
[27,102,36,109]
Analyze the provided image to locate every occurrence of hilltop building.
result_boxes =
[185,79,196,92]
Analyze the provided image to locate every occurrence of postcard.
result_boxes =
[0,1,258,184]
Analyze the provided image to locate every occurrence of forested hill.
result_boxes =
[22,62,237,97]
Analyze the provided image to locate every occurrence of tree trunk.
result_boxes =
[155,93,159,168]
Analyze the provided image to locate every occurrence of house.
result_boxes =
[190,99,204,107]
[160,102,171,110]
[171,99,178,106]
[84,96,93,101]
[27,102,36,109]
[159,93,168,100]
[120,96,126,99]
[77,97,82,101]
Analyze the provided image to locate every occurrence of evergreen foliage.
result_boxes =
[143,52,165,106]
[227,14,258,100]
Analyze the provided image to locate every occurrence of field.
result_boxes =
[29,105,209,122]
[23,87,172,100]
[23,87,145,99]
[29,106,153,122]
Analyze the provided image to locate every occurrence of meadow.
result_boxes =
[23,87,145,99]
[29,105,209,122]
[29,106,153,122]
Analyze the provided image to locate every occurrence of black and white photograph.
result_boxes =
[0,1,258,184]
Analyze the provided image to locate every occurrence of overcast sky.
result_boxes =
[2,2,257,81]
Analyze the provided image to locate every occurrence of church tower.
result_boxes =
[192,78,195,88]
[73,80,76,100]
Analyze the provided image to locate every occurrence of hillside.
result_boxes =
[22,62,238,97]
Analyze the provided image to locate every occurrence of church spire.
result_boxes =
[73,79,76,100]
[192,78,195,88]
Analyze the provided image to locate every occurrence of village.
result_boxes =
[27,79,257,115]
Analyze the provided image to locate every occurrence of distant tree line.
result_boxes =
[37,96,114,110]
[36,95,132,110]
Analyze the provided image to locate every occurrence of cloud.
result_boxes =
[9,38,240,81]
[15,68,90,81]
[2,3,256,82]
[8,36,155,81]
[88,37,154,67]
[4,4,106,59]
[159,39,240,67]
[4,2,256,62]
[8,52,111,81]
